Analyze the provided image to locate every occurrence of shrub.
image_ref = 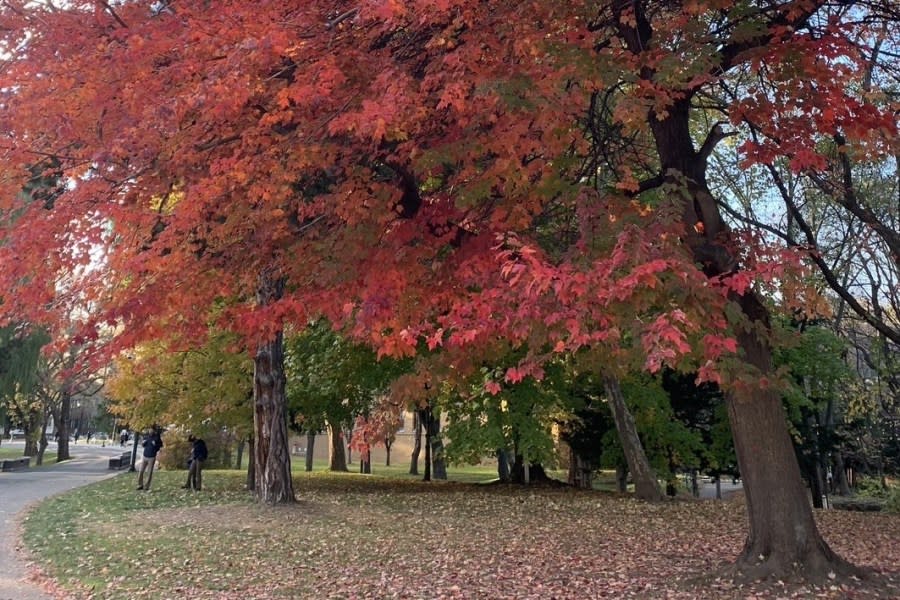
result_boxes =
[885,486,900,514]
[855,476,890,499]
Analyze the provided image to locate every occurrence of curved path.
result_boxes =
[0,441,132,600]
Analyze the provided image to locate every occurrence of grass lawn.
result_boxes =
[21,470,900,600]
[0,447,57,465]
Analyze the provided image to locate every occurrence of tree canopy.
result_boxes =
[0,0,897,584]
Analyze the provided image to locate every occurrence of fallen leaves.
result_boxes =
[21,471,900,599]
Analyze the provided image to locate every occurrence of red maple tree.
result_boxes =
[0,0,896,585]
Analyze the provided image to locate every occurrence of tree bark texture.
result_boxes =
[603,376,663,501]
[724,320,855,579]
[568,449,594,489]
[252,274,295,504]
[327,419,348,471]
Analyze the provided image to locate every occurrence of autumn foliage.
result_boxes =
[0,0,898,584]
[0,1,891,373]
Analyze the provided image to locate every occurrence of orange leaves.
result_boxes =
[436,81,471,113]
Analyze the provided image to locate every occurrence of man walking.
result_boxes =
[136,426,164,491]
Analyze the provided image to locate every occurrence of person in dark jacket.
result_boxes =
[136,426,164,491]
[182,434,208,491]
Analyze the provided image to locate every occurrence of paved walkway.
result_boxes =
[0,441,132,600]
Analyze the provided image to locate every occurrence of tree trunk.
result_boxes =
[246,434,255,490]
[421,408,432,481]
[36,422,49,466]
[617,45,860,571]
[615,464,628,493]
[409,411,421,475]
[359,448,371,474]
[568,447,594,489]
[327,419,348,471]
[236,439,244,470]
[725,324,856,579]
[428,409,446,480]
[23,411,39,456]
[56,394,71,462]
[345,427,353,464]
[832,452,851,496]
[252,274,295,504]
[385,437,392,467]
[497,448,511,483]
[305,430,316,472]
[603,376,663,501]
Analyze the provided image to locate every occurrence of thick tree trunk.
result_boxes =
[603,376,663,501]
[612,39,861,569]
[409,411,421,475]
[305,431,316,472]
[725,322,854,579]
[568,447,593,489]
[252,274,295,504]
[832,452,851,496]
[327,419,348,471]
[511,458,552,484]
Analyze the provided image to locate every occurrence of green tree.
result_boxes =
[286,320,410,472]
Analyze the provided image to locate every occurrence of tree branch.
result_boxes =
[96,1,128,28]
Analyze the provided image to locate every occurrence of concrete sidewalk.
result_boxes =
[0,442,130,600]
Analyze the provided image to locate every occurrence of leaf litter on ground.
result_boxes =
[19,470,900,599]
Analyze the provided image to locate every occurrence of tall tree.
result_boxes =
[285,320,410,472]
[107,332,253,443]
[587,0,896,581]
[0,1,895,584]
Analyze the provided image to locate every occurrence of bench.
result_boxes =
[0,457,31,471]
[108,452,132,470]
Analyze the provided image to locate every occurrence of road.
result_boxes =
[699,477,743,499]
[0,441,133,600]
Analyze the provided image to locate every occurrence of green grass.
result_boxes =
[289,458,622,490]
[0,447,58,465]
